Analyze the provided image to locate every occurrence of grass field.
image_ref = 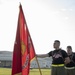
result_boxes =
[0,68,51,75]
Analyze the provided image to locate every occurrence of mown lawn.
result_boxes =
[0,68,11,75]
[0,68,51,75]
[29,69,51,75]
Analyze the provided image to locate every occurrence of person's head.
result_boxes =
[53,40,60,49]
[67,46,72,55]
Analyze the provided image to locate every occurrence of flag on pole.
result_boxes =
[12,4,35,75]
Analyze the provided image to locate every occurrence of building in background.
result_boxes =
[30,57,52,68]
[0,51,12,68]
[0,51,52,68]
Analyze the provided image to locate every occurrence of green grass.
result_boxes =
[0,68,51,75]
[29,69,51,75]
[0,68,11,75]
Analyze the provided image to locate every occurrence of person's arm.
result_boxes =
[62,50,70,64]
[36,54,49,58]
[36,51,52,58]
[64,57,70,64]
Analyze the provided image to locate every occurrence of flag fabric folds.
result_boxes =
[12,4,35,75]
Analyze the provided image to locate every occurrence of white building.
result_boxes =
[0,51,12,68]
[0,51,52,68]
[30,57,52,68]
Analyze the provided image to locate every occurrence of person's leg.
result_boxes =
[51,66,57,75]
[57,66,66,75]
[65,69,68,75]
[65,69,75,75]
[65,69,71,75]
[70,69,75,75]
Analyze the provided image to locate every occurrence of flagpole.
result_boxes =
[35,56,42,75]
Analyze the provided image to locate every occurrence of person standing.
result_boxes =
[65,46,75,75]
[36,40,70,75]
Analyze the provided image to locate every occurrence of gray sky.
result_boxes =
[0,0,75,54]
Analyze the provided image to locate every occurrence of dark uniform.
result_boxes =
[48,49,68,75]
[65,53,75,75]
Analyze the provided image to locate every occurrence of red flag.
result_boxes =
[12,4,35,75]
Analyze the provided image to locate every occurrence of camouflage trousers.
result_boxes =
[65,67,75,75]
[51,66,66,75]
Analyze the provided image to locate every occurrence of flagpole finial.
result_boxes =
[19,2,22,10]
[19,2,21,6]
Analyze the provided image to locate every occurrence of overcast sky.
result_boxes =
[0,0,75,54]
